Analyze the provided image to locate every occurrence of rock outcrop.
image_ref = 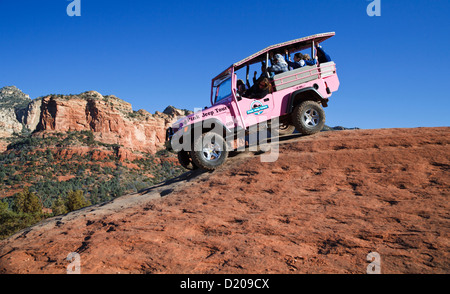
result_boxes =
[23,98,42,132]
[0,86,31,138]
[33,92,186,154]
[0,87,191,154]
[0,107,22,138]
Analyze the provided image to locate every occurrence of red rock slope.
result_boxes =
[0,127,448,274]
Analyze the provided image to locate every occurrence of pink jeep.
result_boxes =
[166,32,340,170]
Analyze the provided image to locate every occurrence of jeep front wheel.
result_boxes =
[292,101,325,135]
[190,132,228,171]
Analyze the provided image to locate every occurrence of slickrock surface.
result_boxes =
[1,127,448,274]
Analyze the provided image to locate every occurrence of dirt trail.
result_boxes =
[0,127,449,274]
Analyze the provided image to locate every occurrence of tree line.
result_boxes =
[0,188,91,239]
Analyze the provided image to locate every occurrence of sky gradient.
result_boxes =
[1,0,449,129]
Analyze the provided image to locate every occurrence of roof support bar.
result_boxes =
[246,64,250,88]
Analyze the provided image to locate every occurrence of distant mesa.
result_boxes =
[322,125,360,132]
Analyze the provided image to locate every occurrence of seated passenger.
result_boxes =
[248,78,272,99]
[253,63,268,84]
[316,43,332,63]
[268,54,288,76]
[244,63,268,97]
[286,51,317,69]
[302,54,317,65]
[236,79,247,95]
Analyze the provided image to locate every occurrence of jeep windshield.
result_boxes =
[213,75,232,104]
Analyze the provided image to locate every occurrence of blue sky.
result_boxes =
[1,0,449,129]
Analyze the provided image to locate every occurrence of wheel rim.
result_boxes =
[202,142,222,162]
[302,108,320,127]
[279,123,290,130]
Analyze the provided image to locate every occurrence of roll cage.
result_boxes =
[210,32,336,106]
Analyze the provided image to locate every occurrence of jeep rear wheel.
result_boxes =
[177,150,198,170]
[292,101,325,135]
[267,119,295,137]
[277,123,296,136]
[190,132,228,171]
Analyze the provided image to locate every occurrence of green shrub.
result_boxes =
[13,187,42,214]
[65,190,91,212]
[51,196,68,216]
[0,209,44,240]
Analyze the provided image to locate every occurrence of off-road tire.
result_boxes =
[267,119,295,137]
[292,101,325,135]
[277,123,296,136]
[190,132,228,171]
[177,150,198,170]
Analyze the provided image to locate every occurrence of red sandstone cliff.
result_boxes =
[32,91,189,154]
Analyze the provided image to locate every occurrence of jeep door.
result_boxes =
[236,92,274,128]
